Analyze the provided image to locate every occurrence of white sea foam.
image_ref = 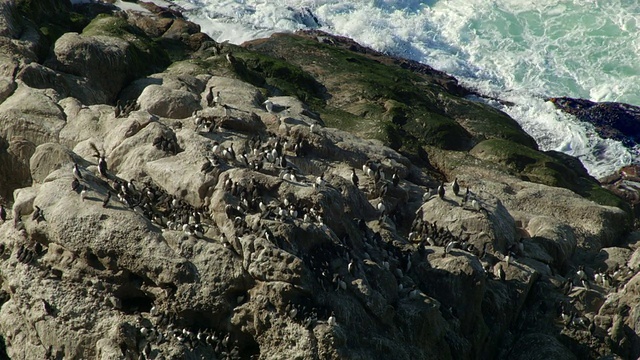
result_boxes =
[157,0,640,177]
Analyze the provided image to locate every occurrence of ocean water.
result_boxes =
[160,0,640,178]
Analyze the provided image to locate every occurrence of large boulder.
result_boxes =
[137,84,200,119]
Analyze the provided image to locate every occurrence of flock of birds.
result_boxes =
[0,75,636,359]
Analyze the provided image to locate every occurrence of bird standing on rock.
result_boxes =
[351,169,359,188]
[263,99,274,113]
[73,162,82,180]
[90,143,108,178]
[213,91,221,107]
[438,182,445,199]
[71,177,80,192]
[452,178,460,196]
[32,206,45,223]
[206,86,215,107]
[392,169,400,187]
[80,186,88,202]
[0,205,5,222]
[102,192,111,208]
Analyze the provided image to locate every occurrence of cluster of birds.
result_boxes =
[205,86,222,108]
[7,76,627,360]
[135,308,243,360]
[554,262,637,334]
[152,133,181,155]
[114,99,139,119]
[15,243,41,265]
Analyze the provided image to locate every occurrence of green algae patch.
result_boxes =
[231,50,326,106]
[82,14,170,76]
[471,139,579,186]
[441,94,538,148]
[242,33,534,157]
[471,139,630,214]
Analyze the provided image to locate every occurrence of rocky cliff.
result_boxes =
[0,1,638,359]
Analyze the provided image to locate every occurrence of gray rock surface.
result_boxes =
[0,1,636,359]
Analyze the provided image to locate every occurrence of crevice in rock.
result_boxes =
[113,282,155,315]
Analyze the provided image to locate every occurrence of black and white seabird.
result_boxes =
[379,182,389,198]
[226,52,236,65]
[98,156,108,178]
[351,169,359,188]
[90,143,108,178]
[452,178,460,196]
[213,91,221,107]
[392,169,400,187]
[437,182,445,199]
[32,206,45,223]
[315,173,326,189]
[0,204,5,222]
[73,162,83,180]
[263,99,274,113]
[223,144,235,161]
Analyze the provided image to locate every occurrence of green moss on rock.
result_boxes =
[242,33,536,159]
[471,139,630,215]
[82,14,170,78]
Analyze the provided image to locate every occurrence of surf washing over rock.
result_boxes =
[169,0,640,178]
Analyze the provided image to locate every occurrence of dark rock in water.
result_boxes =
[549,97,640,147]
[600,165,640,216]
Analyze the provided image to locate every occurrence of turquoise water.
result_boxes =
[165,0,640,176]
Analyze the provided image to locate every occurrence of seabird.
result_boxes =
[496,264,506,281]
[32,206,44,223]
[114,100,122,118]
[90,143,107,178]
[379,182,389,198]
[223,144,235,161]
[452,178,460,196]
[71,177,80,192]
[263,100,274,113]
[80,186,88,202]
[41,299,54,316]
[576,265,587,281]
[437,182,445,199]
[348,259,356,275]
[0,205,5,222]
[226,52,235,65]
[73,162,82,180]
[327,313,337,326]
[102,192,111,208]
[472,198,481,212]
[98,156,108,178]
[462,187,470,205]
[377,201,386,214]
[363,160,374,178]
[213,91,221,107]
[206,86,214,107]
[14,215,24,231]
[201,157,214,174]
[444,240,458,257]
[315,173,326,188]
[351,169,359,188]
[392,169,400,187]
